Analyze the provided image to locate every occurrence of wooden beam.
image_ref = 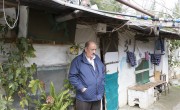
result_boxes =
[0,1,18,8]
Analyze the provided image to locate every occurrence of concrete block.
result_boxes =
[128,87,155,109]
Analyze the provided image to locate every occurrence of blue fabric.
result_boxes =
[105,72,118,110]
[69,52,105,101]
[150,54,161,65]
[156,38,165,53]
[156,39,161,50]
[126,51,137,67]
[159,38,165,53]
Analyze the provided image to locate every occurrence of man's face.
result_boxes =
[85,42,97,59]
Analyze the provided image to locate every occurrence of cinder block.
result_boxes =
[128,87,154,109]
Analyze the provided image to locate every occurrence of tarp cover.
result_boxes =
[105,72,118,110]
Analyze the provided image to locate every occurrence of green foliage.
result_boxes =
[29,79,44,95]
[90,0,122,12]
[168,40,180,67]
[0,94,8,110]
[0,11,37,109]
[29,80,75,110]
[0,24,8,37]
[169,40,180,51]
[172,1,180,18]
[150,0,156,11]
[0,94,14,110]
[0,13,15,40]
[157,10,171,19]
[0,37,37,109]
[19,97,28,108]
[63,79,75,93]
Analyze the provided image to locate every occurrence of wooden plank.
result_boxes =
[128,80,166,91]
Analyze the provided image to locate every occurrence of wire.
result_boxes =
[3,0,20,29]
[112,21,129,32]
[147,10,174,18]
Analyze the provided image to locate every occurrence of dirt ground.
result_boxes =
[120,85,180,110]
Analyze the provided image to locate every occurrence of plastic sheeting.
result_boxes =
[105,72,118,110]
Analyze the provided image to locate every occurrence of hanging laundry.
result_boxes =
[159,38,165,54]
[150,54,161,65]
[155,38,165,54]
[127,51,137,67]
[155,39,161,50]
[145,51,149,61]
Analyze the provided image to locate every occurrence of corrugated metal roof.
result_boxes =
[127,20,180,39]
[128,24,180,40]
[4,0,180,39]
[52,0,127,20]
[6,0,127,21]
[6,0,74,14]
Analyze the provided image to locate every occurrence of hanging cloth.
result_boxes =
[127,51,137,67]
[145,51,149,61]
[159,38,165,54]
[150,54,161,65]
[155,38,165,54]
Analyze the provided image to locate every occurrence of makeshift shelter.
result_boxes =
[1,0,180,109]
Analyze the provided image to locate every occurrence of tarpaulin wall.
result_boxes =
[105,72,118,110]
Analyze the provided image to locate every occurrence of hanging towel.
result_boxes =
[145,51,149,61]
[159,38,165,54]
[127,51,137,67]
[155,39,161,50]
[155,38,165,54]
[150,54,161,65]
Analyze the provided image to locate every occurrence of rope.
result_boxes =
[3,0,20,29]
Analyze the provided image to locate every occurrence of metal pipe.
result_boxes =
[116,0,155,18]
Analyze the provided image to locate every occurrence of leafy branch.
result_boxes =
[28,79,75,110]
[0,37,36,109]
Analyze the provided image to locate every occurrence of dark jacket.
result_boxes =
[69,52,105,101]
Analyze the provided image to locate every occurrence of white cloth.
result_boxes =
[86,55,96,70]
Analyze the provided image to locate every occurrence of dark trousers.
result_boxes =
[76,99,101,110]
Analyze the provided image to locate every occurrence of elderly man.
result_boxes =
[69,41,105,110]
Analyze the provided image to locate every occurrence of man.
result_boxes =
[69,41,105,110]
